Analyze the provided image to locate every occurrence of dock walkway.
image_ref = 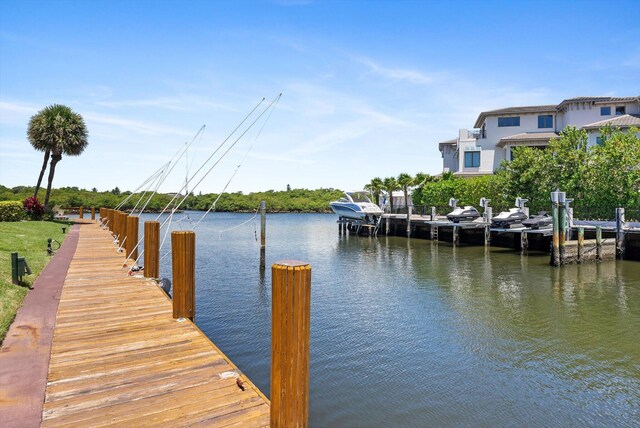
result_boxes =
[41,222,269,427]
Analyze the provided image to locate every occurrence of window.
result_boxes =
[600,106,611,115]
[538,114,553,128]
[596,136,605,146]
[615,106,626,115]
[498,116,520,127]
[464,151,480,168]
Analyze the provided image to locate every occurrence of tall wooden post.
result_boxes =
[430,206,436,221]
[551,201,560,266]
[172,231,195,320]
[577,227,584,263]
[260,201,266,271]
[452,225,459,246]
[559,204,566,265]
[144,221,160,279]
[616,207,625,259]
[406,205,412,237]
[271,260,311,428]
[107,209,114,231]
[79,206,84,219]
[596,226,602,261]
[126,215,139,261]
[91,207,95,220]
[484,206,492,246]
[112,210,119,238]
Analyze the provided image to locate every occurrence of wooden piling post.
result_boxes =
[452,225,459,246]
[406,205,412,237]
[91,207,95,220]
[596,226,602,261]
[79,206,84,219]
[577,227,584,263]
[126,215,139,261]
[260,201,267,270]
[144,221,160,279]
[484,207,492,246]
[271,260,311,428]
[385,216,390,235]
[112,210,119,238]
[616,207,625,259]
[551,200,560,266]
[171,231,196,320]
[119,212,129,247]
[430,206,436,221]
[559,203,566,265]
[107,209,114,232]
[521,231,528,251]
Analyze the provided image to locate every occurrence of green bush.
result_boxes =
[0,201,25,222]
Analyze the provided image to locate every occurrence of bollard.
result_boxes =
[91,207,95,221]
[577,227,584,263]
[271,260,311,428]
[171,231,195,320]
[79,206,84,219]
[596,226,602,261]
[430,206,436,222]
[406,205,412,237]
[144,221,160,279]
[125,215,139,261]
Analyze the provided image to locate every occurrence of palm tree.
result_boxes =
[364,177,384,206]
[397,173,413,210]
[413,172,431,188]
[382,176,399,212]
[27,104,89,207]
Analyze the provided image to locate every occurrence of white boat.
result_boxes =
[330,191,384,223]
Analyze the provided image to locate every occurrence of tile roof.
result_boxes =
[438,138,457,148]
[474,96,639,127]
[497,132,559,148]
[582,114,640,130]
[473,105,557,128]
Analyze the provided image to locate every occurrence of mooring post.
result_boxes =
[551,192,560,266]
[406,205,412,237]
[125,215,139,261]
[577,227,584,263]
[559,201,566,265]
[452,225,459,246]
[107,209,113,231]
[616,207,625,259]
[79,206,84,219]
[385,215,390,235]
[596,226,602,261]
[484,206,492,246]
[260,201,266,271]
[271,260,311,428]
[171,231,195,320]
[144,221,160,279]
[521,231,528,251]
[112,210,119,239]
[120,212,129,248]
[430,206,436,221]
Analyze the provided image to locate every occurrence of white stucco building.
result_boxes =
[439,96,640,176]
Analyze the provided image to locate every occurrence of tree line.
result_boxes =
[0,186,344,213]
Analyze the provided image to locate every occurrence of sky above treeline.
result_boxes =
[1,0,639,194]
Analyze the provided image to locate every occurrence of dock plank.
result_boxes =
[42,222,269,427]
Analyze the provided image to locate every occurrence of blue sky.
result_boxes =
[1,0,639,194]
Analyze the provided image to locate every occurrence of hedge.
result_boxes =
[0,201,25,222]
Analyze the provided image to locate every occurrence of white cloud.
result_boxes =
[356,57,442,85]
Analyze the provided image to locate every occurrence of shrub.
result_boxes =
[0,201,25,222]
[23,196,45,220]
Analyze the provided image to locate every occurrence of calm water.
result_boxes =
[141,212,640,427]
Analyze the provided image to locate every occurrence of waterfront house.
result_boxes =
[439,96,640,176]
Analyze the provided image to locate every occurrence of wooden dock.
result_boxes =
[41,222,270,427]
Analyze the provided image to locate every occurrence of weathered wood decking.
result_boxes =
[42,222,270,427]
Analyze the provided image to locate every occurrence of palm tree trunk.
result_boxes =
[34,150,50,198]
[44,153,62,208]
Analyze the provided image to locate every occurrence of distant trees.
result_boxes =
[27,104,89,207]
[382,177,399,211]
[364,177,383,205]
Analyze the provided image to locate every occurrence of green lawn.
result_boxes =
[0,220,71,343]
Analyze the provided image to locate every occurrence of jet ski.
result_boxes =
[522,211,553,229]
[491,208,528,228]
[446,206,480,223]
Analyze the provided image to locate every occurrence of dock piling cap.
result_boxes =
[273,260,310,268]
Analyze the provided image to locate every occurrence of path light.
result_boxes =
[61,227,67,234]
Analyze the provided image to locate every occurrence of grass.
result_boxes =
[0,220,72,344]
